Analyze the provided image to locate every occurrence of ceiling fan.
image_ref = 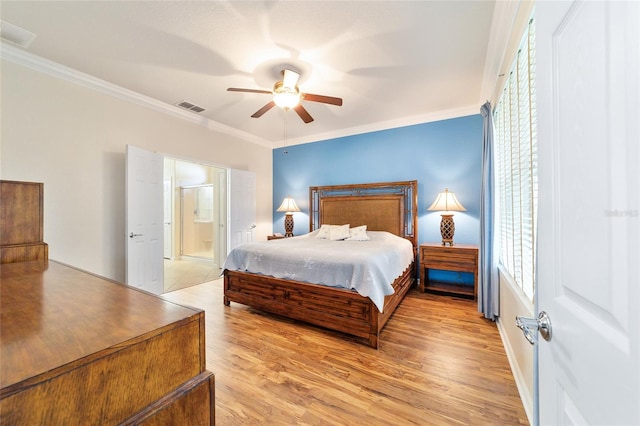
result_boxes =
[227,69,343,123]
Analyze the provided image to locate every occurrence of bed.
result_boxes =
[223,180,418,348]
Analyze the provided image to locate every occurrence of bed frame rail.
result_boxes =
[224,262,414,348]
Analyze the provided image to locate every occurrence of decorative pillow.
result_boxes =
[315,224,333,239]
[346,225,370,241]
[329,224,351,241]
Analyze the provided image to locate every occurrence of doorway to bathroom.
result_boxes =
[163,158,227,293]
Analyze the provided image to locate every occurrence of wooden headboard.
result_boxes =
[309,181,418,249]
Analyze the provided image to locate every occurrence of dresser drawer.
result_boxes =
[422,246,477,271]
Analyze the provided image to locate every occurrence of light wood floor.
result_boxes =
[163,280,529,425]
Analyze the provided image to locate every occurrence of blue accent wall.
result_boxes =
[273,114,482,252]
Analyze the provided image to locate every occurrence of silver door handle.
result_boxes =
[516,311,552,345]
[250,224,257,229]
[129,232,143,238]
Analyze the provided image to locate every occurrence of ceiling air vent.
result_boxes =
[1,20,37,48]
[176,100,206,114]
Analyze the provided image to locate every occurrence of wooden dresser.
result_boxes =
[1,180,48,264]
[0,180,214,424]
[0,261,215,424]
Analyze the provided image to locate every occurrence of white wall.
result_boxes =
[496,269,535,423]
[1,60,272,283]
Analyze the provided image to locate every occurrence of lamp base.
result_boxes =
[440,214,456,246]
[284,213,294,237]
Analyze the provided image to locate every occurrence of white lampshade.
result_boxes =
[273,91,300,108]
[272,81,300,109]
[427,188,466,213]
[276,196,301,214]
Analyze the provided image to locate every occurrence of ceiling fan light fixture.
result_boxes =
[228,67,341,122]
[272,81,300,109]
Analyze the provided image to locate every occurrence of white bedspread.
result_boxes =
[222,231,414,312]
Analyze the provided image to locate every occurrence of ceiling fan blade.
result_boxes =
[251,101,276,118]
[293,104,314,123]
[227,88,272,95]
[282,69,300,89]
[302,93,343,106]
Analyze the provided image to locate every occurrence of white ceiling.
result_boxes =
[1,1,506,148]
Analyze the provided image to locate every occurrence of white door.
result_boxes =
[216,169,227,268]
[163,178,173,259]
[228,169,256,254]
[537,1,639,424]
[126,145,164,295]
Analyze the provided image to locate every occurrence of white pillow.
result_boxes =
[329,224,351,241]
[346,225,370,241]
[315,224,332,239]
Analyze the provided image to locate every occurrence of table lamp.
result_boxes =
[427,188,466,246]
[276,196,300,237]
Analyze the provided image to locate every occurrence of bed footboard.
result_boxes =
[223,262,414,348]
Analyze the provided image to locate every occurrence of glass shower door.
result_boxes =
[180,185,214,260]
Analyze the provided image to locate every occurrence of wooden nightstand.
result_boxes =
[267,235,285,240]
[419,243,478,299]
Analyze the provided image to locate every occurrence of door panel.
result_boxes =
[228,169,256,254]
[215,170,227,269]
[126,145,164,295]
[537,1,639,424]
[163,178,172,259]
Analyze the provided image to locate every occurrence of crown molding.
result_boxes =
[1,41,484,151]
[285,104,479,147]
[0,42,272,148]
[480,0,535,106]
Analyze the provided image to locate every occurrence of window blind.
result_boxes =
[494,15,537,301]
